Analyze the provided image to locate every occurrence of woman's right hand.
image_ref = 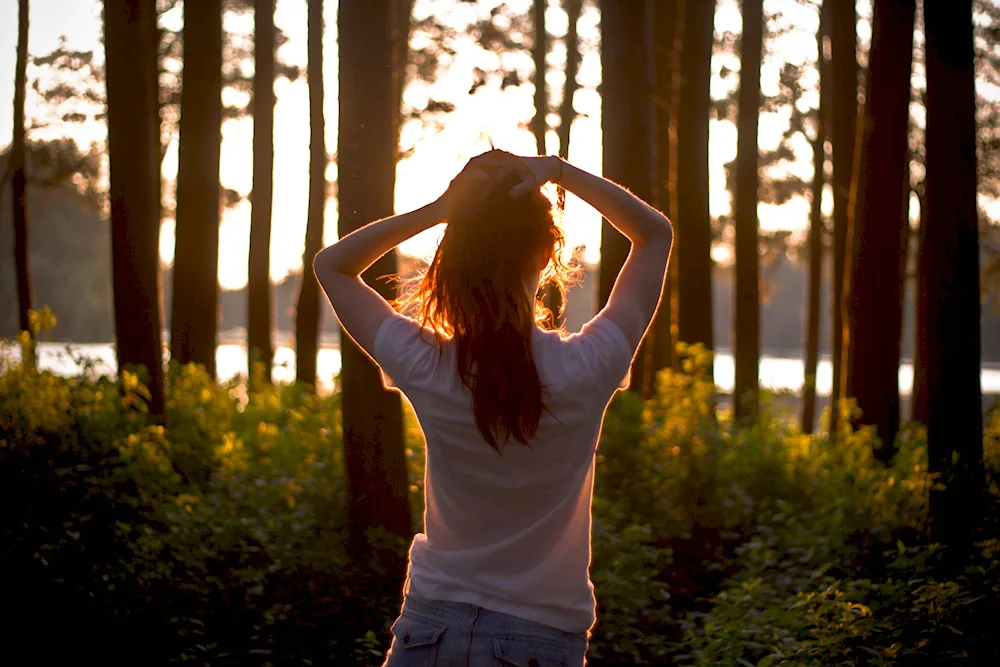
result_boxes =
[504,154,563,198]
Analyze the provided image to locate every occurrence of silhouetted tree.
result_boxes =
[922,0,985,554]
[676,0,716,360]
[294,0,325,389]
[532,0,547,156]
[829,0,857,432]
[802,0,829,435]
[733,0,763,422]
[557,0,582,207]
[338,0,412,565]
[599,0,656,394]
[248,0,275,384]
[645,0,681,384]
[170,0,222,375]
[11,0,31,359]
[533,0,563,326]
[848,0,914,459]
[104,0,165,419]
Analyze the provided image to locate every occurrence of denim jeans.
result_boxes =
[381,595,589,666]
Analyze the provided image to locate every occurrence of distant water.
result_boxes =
[6,339,1000,399]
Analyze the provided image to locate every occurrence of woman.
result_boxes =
[314,150,672,666]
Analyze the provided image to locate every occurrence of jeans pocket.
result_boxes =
[384,613,448,667]
[494,633,582,667]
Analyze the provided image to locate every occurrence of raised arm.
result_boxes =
[513,155,673,350]
[313,160,494,357]
[313,200,446,356]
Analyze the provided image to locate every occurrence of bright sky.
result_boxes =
[0,0,893,291]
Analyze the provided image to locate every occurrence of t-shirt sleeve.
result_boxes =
[372,313,436,391]
[571,315,636,395]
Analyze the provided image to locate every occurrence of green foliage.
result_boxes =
[1,340,997,664]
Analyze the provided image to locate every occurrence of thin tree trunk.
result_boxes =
[911,190,928,424]
[533,0,562,326]
[676,0,716,360]
[645,0,681,389]
[295,0,325,389]
[829,0,857,435]
[105,0,166,420]
[393,0,414,154]
[549,0,581,329]
[248,0,275,385]
[532,0,547,156]
[12,0,32,364]
[733,0,762,423]
[556,0,581,212]
[665,0,686,373]
[170,0,222,376]
[802,0,829,436]
[338,0,412,569]
[847,0,914,460]
[599,0,655,393]
[923,0,985,557]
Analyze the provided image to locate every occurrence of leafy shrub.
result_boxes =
[1,333,997,665]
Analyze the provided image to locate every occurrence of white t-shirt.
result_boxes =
[372,313,635,633]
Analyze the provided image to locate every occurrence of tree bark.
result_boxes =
[104,0,166,420]
[170,0,222,376]
[911,190,928,424]
[829,0,857,435]
[295,0,327,390]
[12,0,32,361]
[338,0,412,563]
[295,0,325,389]
[923,0,985,555]
[557,0,581,166]
[599,0,656,393]
[248,0,275,385]
[802,0,829,435]
[532,0,547,156]
[733,0,762,423]
[676,0,716,360]
[848,0,914,460]
[533,0,562,326]
[645,0,681,387]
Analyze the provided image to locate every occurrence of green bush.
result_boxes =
[1,337,998,665]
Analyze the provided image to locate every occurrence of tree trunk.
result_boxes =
[645,0,681,387]
[848,0,914,460]
[295,0,325,389]
[248,0,275,385]
[676,0,716,359]
[104,0,165,420]
[534,0,562,326]
[829,0,857,435]
[802,0,829,435]
[170,0,222,376]
[12,0,32,363]
[599,0,656,393]
[532,0,547,156]
[923,0,985,555]
[556,0,582,209]
[733,0,762,423]
[911,190,928,424]
[338,0,412,565]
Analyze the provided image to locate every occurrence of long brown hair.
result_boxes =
[400,174,576,452]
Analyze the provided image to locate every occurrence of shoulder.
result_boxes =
[372,314,443,389]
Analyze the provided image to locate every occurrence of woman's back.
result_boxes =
[375,314,634,633]
[313,150,672,665]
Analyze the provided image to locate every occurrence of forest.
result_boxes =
[1,0,999,664]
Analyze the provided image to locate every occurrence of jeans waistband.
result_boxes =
[402,595,585,639]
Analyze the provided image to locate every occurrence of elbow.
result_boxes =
[313,245,344,278]
[637,215,673,250]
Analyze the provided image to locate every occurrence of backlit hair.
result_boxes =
[398,174,577,452]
